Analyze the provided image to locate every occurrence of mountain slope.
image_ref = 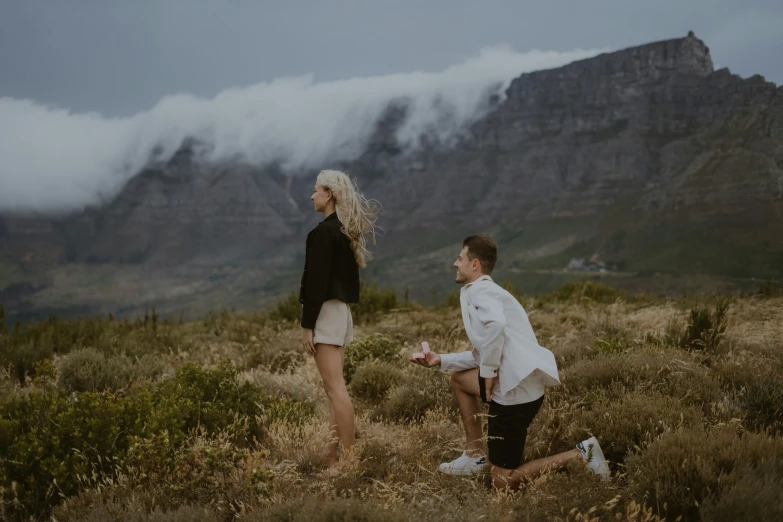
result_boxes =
[2,33,782,322]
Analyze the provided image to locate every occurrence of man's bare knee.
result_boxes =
[449,372,461,390]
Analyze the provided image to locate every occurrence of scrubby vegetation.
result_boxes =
[1,280,782,521]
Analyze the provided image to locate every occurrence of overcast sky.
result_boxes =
[2,0,782,116]
[2,0,783,214]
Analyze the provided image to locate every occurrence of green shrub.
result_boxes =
[699,459,783,522]
[512,459,631,522]
[7,339,54,384]
[248,497,407,522]
[350,278,399,324]
[57,347,114,392]
[245,347,305,374]
[374,368,454,423]
[713,355,782,391]
[343,333,402,384]
[626,425,783,521]
[267,291,302,324]
[741,377,783,434]
[539,280,628,305]
[0,386,153,518]
[442,281,526,310]
[755,280,782,298]
[658,367,722,413]
[438,289,461,309]
[55,432,274,522]
[562,349,672,398]
[662,316,685,347]
[57,348,168,393]
[680,297,729,351]
[266,280,398,327]
[562,347,722,415]
[0,366,14,398]
[2,313,192,385]
[592,321,636,355]
[151,362,314,445]
[120,432,273,514]
[349,437,412,482]
[0,361,313,520]
[349,361,406,401]
[54,503,222,522]
[575,392,704,464]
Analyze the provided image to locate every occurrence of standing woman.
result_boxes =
[299,169,379,469]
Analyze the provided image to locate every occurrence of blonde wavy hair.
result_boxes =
[316,169,380,268]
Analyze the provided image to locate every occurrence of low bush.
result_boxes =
[245,346,305,374]
[667,297,730,352]
[0,361,313,520]
[741,377,783,435]
[626,425,783,521]
[350,278,399,324]
[575,392,704,464]
[343,333,403,384]
[54,502,222,522]
[698,459,783,522]
[57,348,168,392]
[538,280,629,305]
[2,312,192,384]
[349,361,406,402]
[512,459,641,522]
[266,291,301,325]
[373,367,454,423]
[562,348,673,398]
[592,321,637,355]
[249,497,407,522]
[54,431,274,522]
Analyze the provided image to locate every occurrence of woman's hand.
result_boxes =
[302,328,316,356]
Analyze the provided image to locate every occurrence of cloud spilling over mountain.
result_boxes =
[0,45,607,214]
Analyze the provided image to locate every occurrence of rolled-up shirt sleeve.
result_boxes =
[472,289,507,378]
[439,351,478,372]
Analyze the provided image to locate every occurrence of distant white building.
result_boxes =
[564,258,608,272]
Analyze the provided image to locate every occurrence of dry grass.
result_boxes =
[2,294,782,521]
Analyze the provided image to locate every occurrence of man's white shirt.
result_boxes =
[439,275,561,405]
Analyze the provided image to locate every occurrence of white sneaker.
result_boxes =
[437,451,488,476]
[576,436,610,480]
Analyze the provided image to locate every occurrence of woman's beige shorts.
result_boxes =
[313,299,354,347]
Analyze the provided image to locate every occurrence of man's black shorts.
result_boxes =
[479,375,545,470]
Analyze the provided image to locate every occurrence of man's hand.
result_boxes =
[409,341,441,368]
[483,376,496,402]
[301,328,316,356]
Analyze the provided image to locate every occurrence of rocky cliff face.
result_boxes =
[2,33,782,320]
[358,33,781,227]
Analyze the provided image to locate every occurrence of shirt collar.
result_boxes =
[322,212,338,223]
[464,275,493,288]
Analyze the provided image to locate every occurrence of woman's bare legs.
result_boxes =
[327,402,338,465]
[314,343,355,467]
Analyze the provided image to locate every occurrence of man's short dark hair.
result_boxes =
[462,234,498,274]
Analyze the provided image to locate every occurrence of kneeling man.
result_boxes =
[410,235,609,490]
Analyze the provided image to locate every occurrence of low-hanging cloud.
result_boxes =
[0,45,606,215]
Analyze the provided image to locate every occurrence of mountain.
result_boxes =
[2,32,782,323]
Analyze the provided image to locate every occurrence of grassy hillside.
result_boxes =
[1,282,782,521]
[4,192,783,324]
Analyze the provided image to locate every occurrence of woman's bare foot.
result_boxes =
[322,447,358,478]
